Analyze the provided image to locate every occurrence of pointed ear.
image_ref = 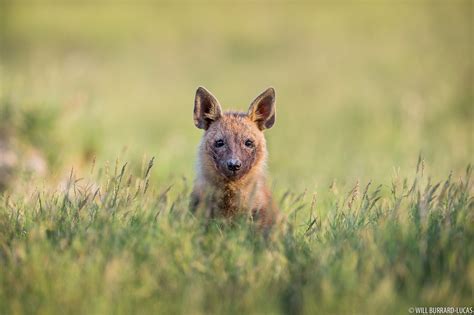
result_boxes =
[194,86,223,130]
[247,87,276,130]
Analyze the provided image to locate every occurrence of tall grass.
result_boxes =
[0,158,472,314]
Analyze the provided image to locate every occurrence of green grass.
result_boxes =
[0,1,473,314]
[0,159,472,314]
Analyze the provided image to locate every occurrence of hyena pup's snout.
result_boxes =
[226,158,241,172]
[218,137,258,180]
[220,156,244,179]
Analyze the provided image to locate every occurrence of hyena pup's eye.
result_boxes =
[214,139,225,148]
[244,139,254,148]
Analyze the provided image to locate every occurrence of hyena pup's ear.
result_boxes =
[248,87,276,130]
[194,86,223,130]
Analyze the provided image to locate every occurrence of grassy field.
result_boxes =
[0,1,473,314]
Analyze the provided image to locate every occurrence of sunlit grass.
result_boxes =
[0,158,472,314]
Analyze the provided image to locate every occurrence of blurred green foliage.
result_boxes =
[0,1,471,187]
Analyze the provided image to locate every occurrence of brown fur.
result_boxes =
[190,87,279,230]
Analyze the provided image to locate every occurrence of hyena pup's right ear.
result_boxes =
[248,87,276,130]
[194,87,223,130]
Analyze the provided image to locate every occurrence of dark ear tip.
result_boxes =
[196,86,207,94]
[266,87,275,96]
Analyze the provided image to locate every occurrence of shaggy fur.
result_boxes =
[190,87,279,230]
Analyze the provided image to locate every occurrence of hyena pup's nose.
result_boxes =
[227,159,241,171]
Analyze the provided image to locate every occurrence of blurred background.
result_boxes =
[0,0,472,191]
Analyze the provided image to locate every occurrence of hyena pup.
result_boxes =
[190,87,279,230]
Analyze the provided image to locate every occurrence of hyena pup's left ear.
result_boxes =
[248,87,276,130]
[194,86,223,130]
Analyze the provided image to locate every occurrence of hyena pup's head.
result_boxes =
[194,87,276,183]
